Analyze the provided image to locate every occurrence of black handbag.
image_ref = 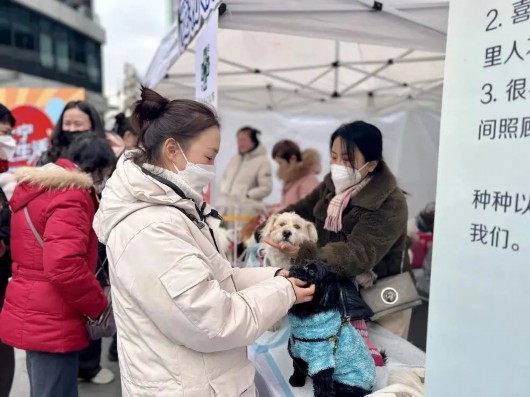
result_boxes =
[360,271,422,321]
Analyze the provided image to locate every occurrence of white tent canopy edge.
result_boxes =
[143,0,448,215]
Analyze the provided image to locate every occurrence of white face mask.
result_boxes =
[0,135,16,161]
[173,144,216,195]
[330,162,369,194]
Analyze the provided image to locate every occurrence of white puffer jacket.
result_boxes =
[93,155,295,396]
[219,144,272,201]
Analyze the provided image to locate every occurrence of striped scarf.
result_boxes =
[324,176,372,232]
[351,319,385,367]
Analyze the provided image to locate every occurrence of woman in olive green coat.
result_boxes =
[268,121,411,338]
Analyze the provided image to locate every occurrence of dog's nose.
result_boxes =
[282,230,292,239]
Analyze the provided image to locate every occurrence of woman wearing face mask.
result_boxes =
[93,87,315,396]
[38,102,116,384]
[39,101,106,166]
[0,133,116,397]
[266,121,410,343]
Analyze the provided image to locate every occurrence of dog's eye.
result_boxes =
[279,222,286,227]
[294,224,301,229]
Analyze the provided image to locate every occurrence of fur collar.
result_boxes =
[323,161,398,211]
[279,149,319,184]
[15,162,93,190]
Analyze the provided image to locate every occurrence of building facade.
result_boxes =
[0,0,105,110]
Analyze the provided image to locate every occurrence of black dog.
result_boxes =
[288,261,376,397]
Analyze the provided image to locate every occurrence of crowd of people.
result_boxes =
[218,127,322,213]
[0,101,135,396]
[0,87,434,397]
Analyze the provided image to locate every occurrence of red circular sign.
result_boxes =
[10,106,53,167]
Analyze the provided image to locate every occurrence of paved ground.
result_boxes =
[11,304,429,396]
[12,337,122,397]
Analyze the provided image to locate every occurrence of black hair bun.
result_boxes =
[135,86,169,126]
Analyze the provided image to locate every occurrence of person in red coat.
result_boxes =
[0,133,115,397]
[0,103,16,397]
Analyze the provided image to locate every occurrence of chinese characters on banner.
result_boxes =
[426,1,530,396]
[0,87,86,168]
[479,2,530,141]
[194,9,218,204]
[177,0,220,51]
[472,3,529,251]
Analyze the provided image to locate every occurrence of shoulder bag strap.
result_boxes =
[24,207,43,247]
[141,167,221,253]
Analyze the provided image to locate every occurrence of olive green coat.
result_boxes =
[284,162,409,284]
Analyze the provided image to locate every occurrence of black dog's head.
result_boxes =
[288,261,342,318]
[288,260,375,320]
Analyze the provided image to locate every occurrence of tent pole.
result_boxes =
[275,68,333,106]
[374,81,444,112]
[339,49,413,96]
[186,48,330,96]
[225,4,367,13]
[334,41,340,96]
[342,55,444,66]
[343,64,435,94]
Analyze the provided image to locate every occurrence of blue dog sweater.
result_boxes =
[288,310,376,391]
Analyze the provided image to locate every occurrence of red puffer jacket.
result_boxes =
[0,159,107,353]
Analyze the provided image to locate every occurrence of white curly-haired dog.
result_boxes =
[262,212,318,270]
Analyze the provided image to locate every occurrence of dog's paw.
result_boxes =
[289,374,306,388]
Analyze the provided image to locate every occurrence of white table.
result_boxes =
[249,319,426,397]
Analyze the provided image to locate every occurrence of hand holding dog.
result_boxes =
[275,269,290,277]
[288,278,315,304]
[262,238,300,256]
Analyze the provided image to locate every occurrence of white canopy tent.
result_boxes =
[144,0,449,214]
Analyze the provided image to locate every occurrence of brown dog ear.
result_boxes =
[306,222,318,242]
[262,214,279,238]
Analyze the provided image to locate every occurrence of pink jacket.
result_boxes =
[274,149,320,212]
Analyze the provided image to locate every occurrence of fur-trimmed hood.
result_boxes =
[10,159,93,212]
[14,162,93,190]
[279,148,320,184]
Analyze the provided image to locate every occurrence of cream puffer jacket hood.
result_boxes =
[93,153,296,396]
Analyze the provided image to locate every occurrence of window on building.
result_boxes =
[13,7,36,50]
[68,32,87,78]
[39,20,54,68]
[55,26,69,73]
[0,5,11,46]
[86,40,101,84]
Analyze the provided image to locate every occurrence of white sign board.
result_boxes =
[143,0,220,88]
[177,0,220,50]
[426,1,530,396]
[195,9,218,108]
